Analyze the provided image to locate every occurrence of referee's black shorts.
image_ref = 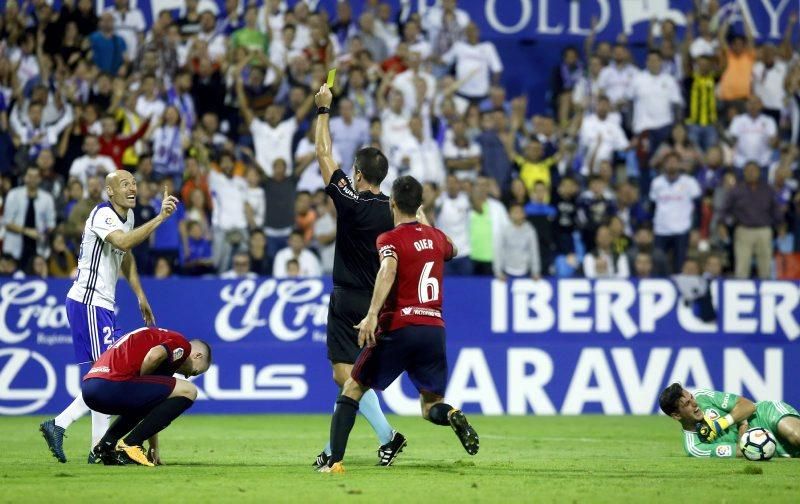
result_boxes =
[326,287,371,364]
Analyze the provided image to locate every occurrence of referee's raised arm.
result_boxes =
[314,84,339,186]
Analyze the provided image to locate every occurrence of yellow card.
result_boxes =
[326,68,337,88]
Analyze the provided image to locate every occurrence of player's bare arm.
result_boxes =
[355,256,398,348]
[105,187,178,252]
[121,253,155,326]
[139,345,168,376]
[314,84,339,186]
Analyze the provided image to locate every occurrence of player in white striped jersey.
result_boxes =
[40,170,178,464]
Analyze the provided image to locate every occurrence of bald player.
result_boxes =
[40,170,179,464]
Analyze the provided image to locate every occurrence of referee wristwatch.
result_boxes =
[317,106,330,115]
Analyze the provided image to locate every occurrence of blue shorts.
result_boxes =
[82,376,176,416]
[352,325,448,397]
[65,298,117,364]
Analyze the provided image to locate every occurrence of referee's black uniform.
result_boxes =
[324,169,394,364]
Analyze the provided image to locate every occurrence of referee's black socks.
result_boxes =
[124,396,194,447]
[428,403,455,426]
[329,395,360,464]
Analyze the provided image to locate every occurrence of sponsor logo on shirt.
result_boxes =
[87,366,110,374]
[105,217,113,225]
[721,394,730,409]
[173,348,184,361]
[399,306,442,318]
[716,445,732,457]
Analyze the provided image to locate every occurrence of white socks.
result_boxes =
[54,395,90,430]
[53,395,111,449]
[91,411,111,448]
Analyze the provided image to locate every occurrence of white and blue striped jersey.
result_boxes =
[67,202,134,311]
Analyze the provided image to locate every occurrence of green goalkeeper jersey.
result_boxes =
[681,389,800,458]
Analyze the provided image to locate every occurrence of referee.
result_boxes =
[312,84,406,467]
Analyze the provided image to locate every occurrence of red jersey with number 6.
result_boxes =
[376,222,454,333]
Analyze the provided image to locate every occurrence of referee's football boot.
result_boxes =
[377,430,407,466]
[448,409,479,455]
[39,419,67,463]
[312,451,330,470]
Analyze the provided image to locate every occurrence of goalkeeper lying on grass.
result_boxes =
[659,383,800,458]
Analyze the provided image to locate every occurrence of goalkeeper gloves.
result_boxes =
[696,414,734,442]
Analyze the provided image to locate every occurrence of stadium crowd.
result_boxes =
[0,0,799,281]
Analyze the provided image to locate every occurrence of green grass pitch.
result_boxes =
[1,415,798,503]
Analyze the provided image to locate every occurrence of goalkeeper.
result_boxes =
[659,383,800,458]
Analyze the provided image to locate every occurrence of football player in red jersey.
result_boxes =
[81,327,211,466]
[321,175,479,474]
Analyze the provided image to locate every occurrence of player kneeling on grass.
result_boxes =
[82,327,211,466]
[659,383,800,458]
[321,175,479,474]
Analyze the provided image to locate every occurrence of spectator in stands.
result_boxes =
[424,0,470,59]
[704,253,724,278]
[721,161,781,279]
[650,124,703,173]
[248,230,271,276]
[244,166,266,232]
[131,180,156,274]
[436,174,472,275]
[0,254,22,278]
[151,106,189,187]
[718,16,756,112]
[153,256,174,279]
[237,71,314,176]
[578,95,628,176]
[273,229,321,278]
[727,96,777,171]
[69,134,116,190]
[524,181,556,272]
[553,46,583,127]
[312,195,336,274]
[597,43,637,113]
[2,166,56,271]
[650,152,702,273]
[476,110,512,192]
[10,101,73,167]
[443,118,482,181]
[264,158,300,261]
[752,43,788,125]
[553,176,580,255]
[47,232,77,279]
[108,0,146,62]
[181,219,215,276]
[583,225,630,278]
[392,115,445,186]
[469,176,508,276]
[221,252,258,280]
[294,191,317,244]
[98,113,151,169]
[35,149,64,208]
[209,151,248,272]
[494,203,540,281]
[441,22,502,103]
[89,12,127,75]
[329,98,369,174]
[578,175,615,251]
[683,54,719,151]
[631,51,684,176]
[632,251,654,278]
